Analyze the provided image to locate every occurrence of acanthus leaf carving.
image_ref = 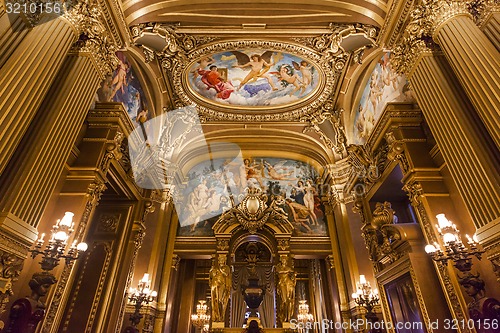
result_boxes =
[301,107,347,155]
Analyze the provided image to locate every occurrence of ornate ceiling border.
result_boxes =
[165,39,348,122]
[130,23,363,122]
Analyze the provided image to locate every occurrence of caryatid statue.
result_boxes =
[209,254,232,323]
[276,254,296,323]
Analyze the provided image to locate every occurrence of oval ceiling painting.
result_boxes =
[186,49,321,109]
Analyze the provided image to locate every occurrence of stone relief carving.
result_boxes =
[347,142,389,191]
[97,214,120,233]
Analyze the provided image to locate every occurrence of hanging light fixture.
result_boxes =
[297,299,313,326]
[191,300,211,332]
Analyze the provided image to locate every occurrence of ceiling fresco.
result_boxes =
[352,52,416,144]
[186,49,321,109]
[176,157,328,237]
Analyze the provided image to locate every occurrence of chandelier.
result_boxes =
[31,211,88,271]
[352,275,379,315]
[191,300,210,332]
[127,273,158,328]
[424,214,484,274]
[297,300,313,325]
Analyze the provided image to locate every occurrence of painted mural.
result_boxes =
[176,157,328,237]
[186,50,320,108]
[96,51,149,125]
[352,52,415,144]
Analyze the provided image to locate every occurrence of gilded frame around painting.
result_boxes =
[169,40,347,121]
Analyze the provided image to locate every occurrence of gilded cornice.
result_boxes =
[377,0,417,48]
[96,0,130,46]
[301,108,347,156]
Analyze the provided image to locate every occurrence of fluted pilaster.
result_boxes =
[0,54,101,236]
[434,15,500,149]
[405,52,500,229]
[0,17,77,174]
[0,12,29,68]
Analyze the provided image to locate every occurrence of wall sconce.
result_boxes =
[352,275,380,323]
[126,273,157,329]
[6,212,88,332]
[191,300,210,332]
[297,300,313,331]
[424,214,484,274]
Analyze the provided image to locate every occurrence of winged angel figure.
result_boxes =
[231,51,280,91]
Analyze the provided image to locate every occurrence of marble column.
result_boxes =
[0,53,102,246]
[393,41,500,231]
[0,16,77,174]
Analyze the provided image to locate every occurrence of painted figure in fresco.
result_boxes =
[263,160,296,180]
[297,60,313,86]
[276,255,296,323]
[291,180,305,205]
[192,56,215,77]
[210,255,231,322]
[232,52,278,91]
[272,64,304,96]
[110,57,129,100]
[197,65,235,100]
[303,180,318,225]
[462,276,500,333]
[285,199,313,233]
[244,159,264,188]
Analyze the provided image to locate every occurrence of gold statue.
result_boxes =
[276,255,296,323]
[209,254,232,322]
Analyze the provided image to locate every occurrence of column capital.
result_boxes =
[392,35,438,77]
[467,0,500,26]
[65,2,119,78]
[415,0,472,36]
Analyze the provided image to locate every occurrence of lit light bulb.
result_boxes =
[76,242,88,252]
[425,244,437,253]
[151,291,158,298]
[436,214,452,229]
[359,275,367,284]
[141,273,150,283]
[352,292,359,299]
[59,212,74,227]
[54,231,68,241]
[473,234,479,243]
[443,232,456,244]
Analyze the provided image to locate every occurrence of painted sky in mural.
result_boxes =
[187,49,320,108]
[177,157,328,237]
[96,51,149,125]
[352,52,415,144]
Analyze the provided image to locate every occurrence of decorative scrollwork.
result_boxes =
[301,107,347,155]
[347,142,389,191]
[215,187,289,234]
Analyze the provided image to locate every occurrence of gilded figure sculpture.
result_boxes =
[209,254,231,323]
[276,255,296,323]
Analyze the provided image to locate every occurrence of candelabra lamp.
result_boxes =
[191,300,211,332]
[6,212,88,333]
[297,300,313,332]
[424,214,484,277]
[352,275,381,332]
[123,273,158,333]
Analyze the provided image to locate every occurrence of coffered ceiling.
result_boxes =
[122,0,388,28]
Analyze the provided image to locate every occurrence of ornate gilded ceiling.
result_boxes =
[122,0,388,28]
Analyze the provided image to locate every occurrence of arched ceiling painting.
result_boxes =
[176,157,328,237]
